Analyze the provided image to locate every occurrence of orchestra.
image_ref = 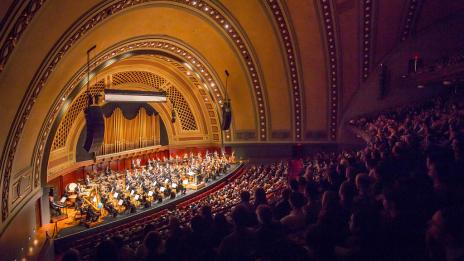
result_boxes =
[57,151,235,226]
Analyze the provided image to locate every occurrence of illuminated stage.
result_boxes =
[54,162,242,240]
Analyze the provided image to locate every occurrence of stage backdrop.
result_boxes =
[76,103,168,161]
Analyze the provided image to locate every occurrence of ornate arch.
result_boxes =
[316,0,341,141]
[264,0,304,141]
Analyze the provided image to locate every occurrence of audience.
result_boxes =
[63,95,464,261]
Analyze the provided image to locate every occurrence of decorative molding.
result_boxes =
[305,130,328,140]
[154,57,221,141]
[271,130,290,140]
[400,0,420,42]
[360,0,374,80]
[235,131,256,141]
[1,0,270,220]
[318,0,340,141]
[0,0,48,73]
[265,0,303,140]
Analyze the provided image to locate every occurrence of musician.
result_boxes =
[85,174,91,186]
[49,195,63,217]
[178,182,186,195]
[85,206,100,223]
[75,194,84,211]
[141,196,150,209]
[76,151,235,221]
[164,186,171,198]
[123,196,136,214]
[102,196,117,218]
[105,166,111,176]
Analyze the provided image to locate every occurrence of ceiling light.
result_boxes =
[104,89,167,102]
[183,62,193,70]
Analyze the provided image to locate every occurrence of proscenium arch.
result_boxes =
[41,41,227,186]
[51,58,213,153]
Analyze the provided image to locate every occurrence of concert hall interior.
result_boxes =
[1,1,464,260]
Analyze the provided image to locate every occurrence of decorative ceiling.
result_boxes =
[0,0,463,230]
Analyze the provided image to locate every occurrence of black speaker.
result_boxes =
[83,105,104,153]
[221,100,232,130]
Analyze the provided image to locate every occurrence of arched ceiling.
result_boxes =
[1,0,463,232]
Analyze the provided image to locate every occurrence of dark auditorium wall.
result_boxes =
[229,143,355,161]
[0,190,42,261]
[340,14,464,143]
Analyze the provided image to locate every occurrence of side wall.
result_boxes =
[0,189,42,261]
[340,14,464,143]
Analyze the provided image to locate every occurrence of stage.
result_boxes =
[54,162,242,239]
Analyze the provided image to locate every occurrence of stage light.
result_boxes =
[104,89,167,102]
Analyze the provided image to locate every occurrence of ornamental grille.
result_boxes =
[112,71,197,131]
[166,85,197,130]
[51,80,105,150]
[112,71,166,89]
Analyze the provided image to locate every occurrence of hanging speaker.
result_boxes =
[221,100,232,130]
[83,105,104,153]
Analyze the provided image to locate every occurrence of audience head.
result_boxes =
[213,213,229,228]
[304,182,318,201]
[254,187,267,205]
[61,248,81,261]
[281,188,291,200]
[256,204,273,225]
[339,181,356,203]
[231,205,250,229]
[95,239,117,261]
[290,179,299,192]
[427,149,455,181]
[143,231,162,253]
[349,209,377,238]
[240,191,251,203]
[168,216,180,229]
[427,207,464,248]
[355,173,371,193]
[345,166,357,181]
[321,190,338,211]
[289,192,305,210]
[190,215,206,233]
[200,205,213,220]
